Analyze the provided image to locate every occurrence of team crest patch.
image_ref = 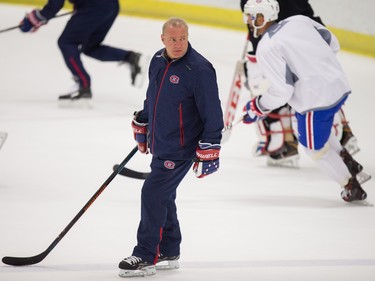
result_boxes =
[170,75,180,84]
[164,160,175,169]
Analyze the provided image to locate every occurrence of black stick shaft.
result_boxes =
[2,146,138,266]
[113,165,150,180]
[0,11,73,34]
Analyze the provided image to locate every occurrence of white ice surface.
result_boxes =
[1,3,375,281]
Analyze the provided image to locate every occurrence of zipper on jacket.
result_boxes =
[179,103,184,146]
[151,62,171,153]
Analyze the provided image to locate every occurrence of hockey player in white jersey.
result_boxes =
[239,0,360,168]
[242,0,369,202]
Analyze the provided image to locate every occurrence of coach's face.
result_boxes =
[161,25,189,60]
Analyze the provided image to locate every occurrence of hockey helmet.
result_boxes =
[243,0,280,37]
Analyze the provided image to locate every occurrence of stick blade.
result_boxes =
[2,251,47,266]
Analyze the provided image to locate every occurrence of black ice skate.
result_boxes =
[340,148,362,176]
[118,256,156,278]
[156,254,180,270]
[340,148,371,185]
[341,176,367,202]
[340,124,360,155]
[58,87,93,108]
[267,139,299,168]
[127,52,149,88]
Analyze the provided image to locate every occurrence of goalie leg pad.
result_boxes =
[267,121,285,152]
[252,120,268,157]
[267,138,300,169]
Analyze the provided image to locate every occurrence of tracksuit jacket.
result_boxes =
[138,43,224,160]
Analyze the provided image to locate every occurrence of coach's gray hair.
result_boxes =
[162,17,189,34]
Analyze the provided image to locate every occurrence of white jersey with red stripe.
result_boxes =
[256,15,351,114]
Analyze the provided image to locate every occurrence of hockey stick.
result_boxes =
[0,132,8,150]
[0,11,73,34]
[2,145,138,266]
[222,38,249,143]
[113,165,150,180]
[221,115,245,143]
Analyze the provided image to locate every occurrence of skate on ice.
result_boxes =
[118,256,156,278]
[58,87,93,109]
[156,254,180,270]
[341,176,367,202]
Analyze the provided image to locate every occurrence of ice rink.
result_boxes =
[1,3,375,281]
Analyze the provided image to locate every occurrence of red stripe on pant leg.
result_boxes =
[69,57,88,88]
[153,227,163,265]
[307,112,314,150]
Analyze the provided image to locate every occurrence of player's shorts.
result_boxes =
[296,96,348,150]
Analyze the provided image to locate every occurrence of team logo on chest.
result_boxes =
[170,75,180,84]
[164,160,176,169]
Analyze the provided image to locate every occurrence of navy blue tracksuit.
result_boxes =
[40,0,131,89]
[132,43,223,264]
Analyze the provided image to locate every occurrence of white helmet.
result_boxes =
[244,0,280,37]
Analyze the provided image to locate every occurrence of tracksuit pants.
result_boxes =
[57,0,130,89]
[132,156,193,264]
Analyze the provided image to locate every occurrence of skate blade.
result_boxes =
[344,136,360,155]
[267,155,300,169]
[133,55,150,88]
[156,260,180,270]
[119,266,156,278]
[357,171,372,185]
[58,98,93,109]
[348,199,373,207]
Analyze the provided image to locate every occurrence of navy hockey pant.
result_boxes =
[132,157,193,264]
[57,0,130,89]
